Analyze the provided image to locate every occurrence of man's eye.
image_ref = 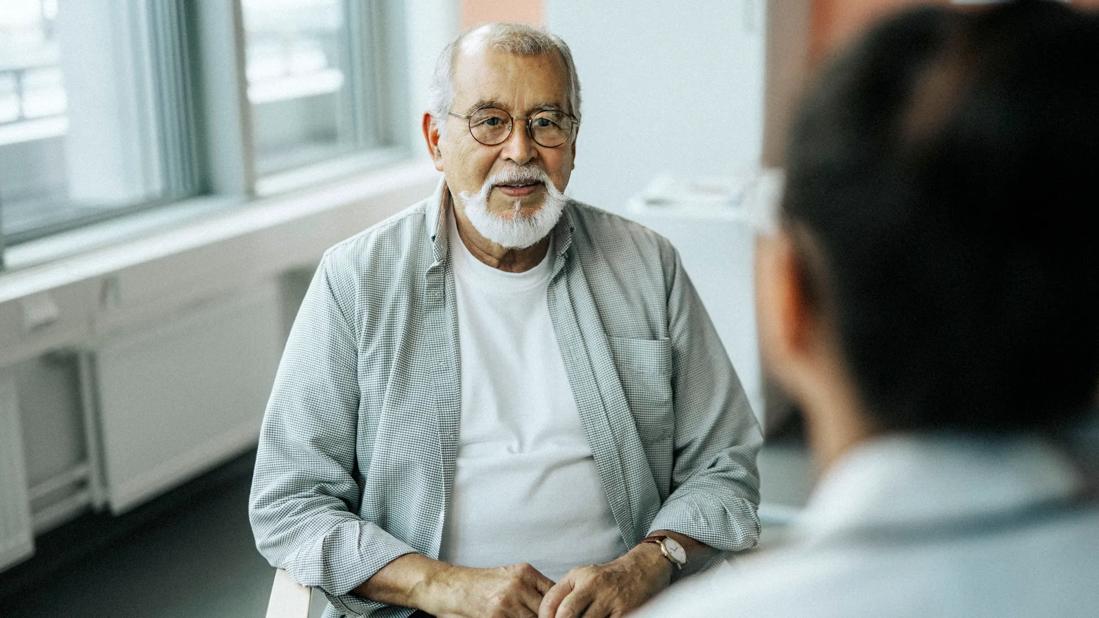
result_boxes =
[478,116,506,127]
[532,117,556,129]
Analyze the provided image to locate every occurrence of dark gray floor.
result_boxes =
[0,456,275,617]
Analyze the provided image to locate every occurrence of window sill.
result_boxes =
[255,146,409,197]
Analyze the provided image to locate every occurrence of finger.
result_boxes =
[516,565,555,614]
[539,579,573,618]
[517,607,540,618]
[578,604,610,618]
[579,598,616,618]
[556,587,595,618]
[532,569,555,596]
[519,581,549,616]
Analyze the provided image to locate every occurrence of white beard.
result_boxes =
[458,166,568,249]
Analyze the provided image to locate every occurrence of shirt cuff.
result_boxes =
[647,494,760,552]
[287,518,419,615]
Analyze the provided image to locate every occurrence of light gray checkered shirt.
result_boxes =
[249,181,762,617]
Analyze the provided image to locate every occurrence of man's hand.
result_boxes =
[537,543,672,618]
[356,554,554,617]
[423,562,555,618]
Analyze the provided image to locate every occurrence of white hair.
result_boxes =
[458,165,568,249]
[428,23,582,135]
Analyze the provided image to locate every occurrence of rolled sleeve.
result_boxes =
[649,248,763,551]
[248,253,417,616]
[648,488,761,551]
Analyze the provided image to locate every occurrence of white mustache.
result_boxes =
[488,166,550,187]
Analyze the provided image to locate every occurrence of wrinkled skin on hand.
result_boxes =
[537,544,673,618]
[432,562,555,618]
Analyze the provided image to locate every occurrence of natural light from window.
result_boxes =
[242,0,364,175]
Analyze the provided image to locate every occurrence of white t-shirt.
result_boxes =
[439,211,626,580]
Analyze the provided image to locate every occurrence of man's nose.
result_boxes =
[500,121,537,165]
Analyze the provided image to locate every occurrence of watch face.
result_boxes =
[664,538,687,564]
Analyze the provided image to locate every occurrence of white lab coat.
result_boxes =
[636,433,1099,617]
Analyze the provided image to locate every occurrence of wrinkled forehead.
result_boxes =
[450,46,571,114]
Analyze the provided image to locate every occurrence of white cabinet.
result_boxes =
[0,373,34,572]
[0,281,285,574]
[87,283,283,513]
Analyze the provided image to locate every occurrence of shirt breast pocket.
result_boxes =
[607,335,674,443]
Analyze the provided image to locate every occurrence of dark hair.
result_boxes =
[782,1,1099,432]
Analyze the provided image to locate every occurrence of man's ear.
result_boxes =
[421,112,444,172]
[754,231,817,393]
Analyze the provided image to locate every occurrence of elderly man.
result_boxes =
[638,2,1099,616]
[249,23,761,618]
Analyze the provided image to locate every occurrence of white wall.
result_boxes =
[546,0,765,212]
[405,0,460,157]
[547,0,768,421]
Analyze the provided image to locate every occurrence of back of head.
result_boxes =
[782,1,1099,433]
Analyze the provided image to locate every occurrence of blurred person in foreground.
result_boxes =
[250,22,762,618]
[637,1,1099,616]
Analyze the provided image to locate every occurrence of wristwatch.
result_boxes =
[641,535,687,570]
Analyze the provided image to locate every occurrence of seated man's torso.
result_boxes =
[440,208,626,578]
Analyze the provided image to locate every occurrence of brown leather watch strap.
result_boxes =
[641,535,686,569]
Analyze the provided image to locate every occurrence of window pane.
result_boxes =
[0,0,69,238]
[243,0,372,175]
[0,0,197,245]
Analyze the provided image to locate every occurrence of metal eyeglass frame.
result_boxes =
[447,106,580,148]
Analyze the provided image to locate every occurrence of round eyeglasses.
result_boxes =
[448,106,579,148]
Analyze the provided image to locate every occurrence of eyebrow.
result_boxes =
[529,101,567,113]
[463,99,568,115]
[464,99,506,114]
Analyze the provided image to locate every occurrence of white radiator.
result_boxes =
[0,373,35,571]
[88,283,284,513]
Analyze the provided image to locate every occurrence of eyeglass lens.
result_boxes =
[468,107,574,147]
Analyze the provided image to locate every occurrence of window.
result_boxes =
[242,0,393,176]
[0,0,411,268]
[0,0,68,239]
[0,0,199,246]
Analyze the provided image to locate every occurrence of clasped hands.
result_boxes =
[423,541,673,618]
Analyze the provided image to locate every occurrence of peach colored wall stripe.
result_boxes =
[811,0,1099,65]
[460,0,543,30]
[809,0,945,65]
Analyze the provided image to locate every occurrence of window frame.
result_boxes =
[243,0,412,192]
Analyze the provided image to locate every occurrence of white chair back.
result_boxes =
[265,568,312,618]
